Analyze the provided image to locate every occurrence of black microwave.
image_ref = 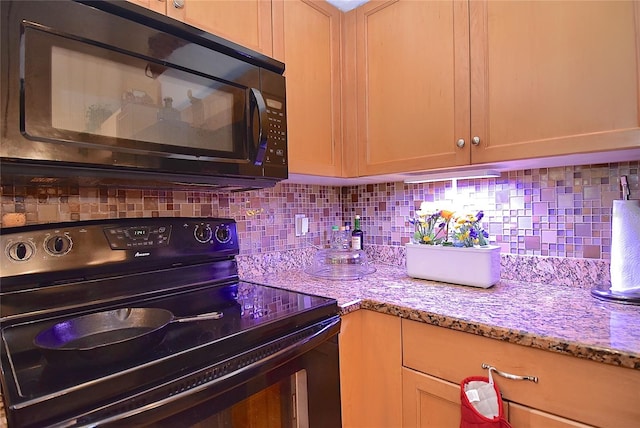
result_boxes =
[0,0,287,190]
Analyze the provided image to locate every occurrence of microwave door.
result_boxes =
[249,88,268,166]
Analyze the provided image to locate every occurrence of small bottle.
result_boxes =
[352,215,364,250]
[339,226,350,249]
[330,225,341,249]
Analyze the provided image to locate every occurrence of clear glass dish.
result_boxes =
[305,249,376,280]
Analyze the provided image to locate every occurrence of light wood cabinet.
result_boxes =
[126,0,640,179]
[354,0,640,176]
[126,0,166,15]
[166,0,273,56]
[507,403,594,428]
[469,0,640,165]
[403,367,593,428]
[354,0,470,176]
[402,368,463,428]
[338,310,402,428]
[128,0,273,56]
[402,319,640,428]
[272,0,344,176]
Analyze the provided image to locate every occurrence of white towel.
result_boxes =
[610,200,640,292]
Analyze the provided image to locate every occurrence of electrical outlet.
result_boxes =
[295,214,308,237]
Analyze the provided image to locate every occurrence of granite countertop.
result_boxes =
[242,263,640,371]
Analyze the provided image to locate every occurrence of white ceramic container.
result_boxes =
[405,243,501,288]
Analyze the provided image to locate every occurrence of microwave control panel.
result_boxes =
[264,97,287,166]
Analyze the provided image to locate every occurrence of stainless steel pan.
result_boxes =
[34,308,223,366]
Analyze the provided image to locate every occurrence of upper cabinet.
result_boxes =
[273,0,344,176]
[355,0,640,177]
[470,0,640,165]
[355,0,470,176]
[128,0,274,56]
[166,0,273,56]
[127,0,640,179]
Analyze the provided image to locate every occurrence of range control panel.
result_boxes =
[1,218,238,279]
[104,225,172,249]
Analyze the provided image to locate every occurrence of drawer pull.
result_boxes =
[482,363,538,383]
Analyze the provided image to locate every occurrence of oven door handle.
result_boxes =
[64,315,341,427]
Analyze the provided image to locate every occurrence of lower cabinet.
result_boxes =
[402,319,640,428]
[402,368,463,428]
[402,367,593,428]
[340,312,640,427]
[507,403,593,428]
[339,310,403,428]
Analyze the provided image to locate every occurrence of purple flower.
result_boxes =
[476,211,484,221]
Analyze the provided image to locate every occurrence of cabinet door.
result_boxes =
[508,403,594,428]
[402,367,462,428]
[339,310,402,428]
[272,0,343,176]
[470,0,640,164]
[126,0,166,14]
[355,0,471,176]
[166,0,273,56]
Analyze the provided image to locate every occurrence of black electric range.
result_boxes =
[0,218,340,427]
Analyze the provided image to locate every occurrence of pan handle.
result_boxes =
[172,312,224,323]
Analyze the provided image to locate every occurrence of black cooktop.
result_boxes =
[1,280,337,426]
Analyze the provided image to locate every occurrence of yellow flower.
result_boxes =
[440,210,454,220]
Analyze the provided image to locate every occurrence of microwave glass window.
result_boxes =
[26,28,247,156]
[49,46,239,153]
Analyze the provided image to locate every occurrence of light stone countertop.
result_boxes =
[242,263,640,371]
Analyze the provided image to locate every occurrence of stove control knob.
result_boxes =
[194,224,213,243]
[44,235,72,256]
[215,225,232,244]
[7,241,35,261]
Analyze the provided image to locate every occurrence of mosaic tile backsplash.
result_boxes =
[1,162,638,261]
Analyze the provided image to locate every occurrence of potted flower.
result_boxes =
[406,202,500,288]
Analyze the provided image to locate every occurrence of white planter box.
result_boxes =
[405,243,501,288]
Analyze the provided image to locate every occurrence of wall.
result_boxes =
[1,162,637,259]
[343,162,638,260]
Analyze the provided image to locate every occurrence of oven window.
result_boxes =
[158,370,308,428]
[23,27,247,157]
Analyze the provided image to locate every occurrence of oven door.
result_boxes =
[153,340,340,428]
[55,316,342,428]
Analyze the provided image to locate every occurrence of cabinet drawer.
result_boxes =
[402,319,640,428]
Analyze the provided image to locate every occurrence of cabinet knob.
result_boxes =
[456,138,465,148]
[472,136,481,145]
[173,0,185,8]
